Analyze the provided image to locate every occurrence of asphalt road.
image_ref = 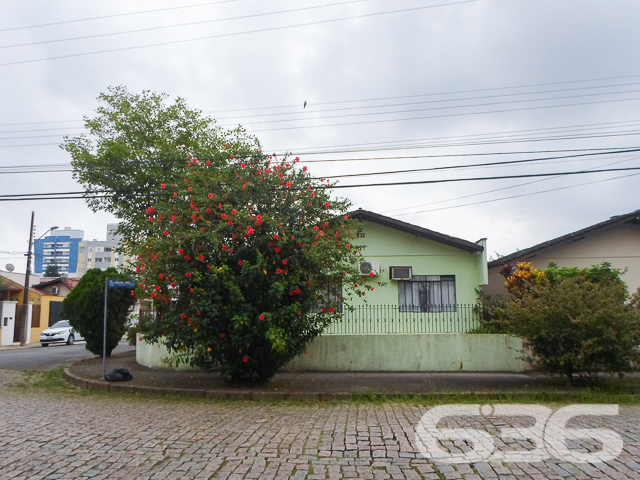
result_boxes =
[0,339,135,371]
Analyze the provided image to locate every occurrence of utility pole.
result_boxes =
[19,211,35,345]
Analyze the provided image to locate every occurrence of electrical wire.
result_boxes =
[0,0,377,50]
[0,1,478,67]
[0,0,244,33]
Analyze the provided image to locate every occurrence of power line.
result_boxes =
[328,167,640,189]
[1,147,636,176]
[0,0,377,50]
[1,166,639,201]
[395,171,640,215]
[384,155,640,214]
[0,1,478,67]
[0,0,243,33]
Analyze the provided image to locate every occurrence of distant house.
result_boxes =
[0,273,57,345]
[485,209,640,297]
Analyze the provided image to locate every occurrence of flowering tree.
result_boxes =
[135,150,369,384]
[63,86,372,385]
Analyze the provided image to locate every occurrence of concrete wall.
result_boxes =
[137,334,524,372]
[283,334,523,372]
[136,337,194,370]
[486,222,640,297]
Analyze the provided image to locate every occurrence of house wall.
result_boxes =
[352,221,486,307]
[485,222,640,297]
[283,334,523,372]
[137,334,524,372]
[30,296,58,341]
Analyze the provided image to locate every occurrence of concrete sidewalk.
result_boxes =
[65,350,551,399]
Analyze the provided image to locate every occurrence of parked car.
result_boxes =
[40,320,83,347]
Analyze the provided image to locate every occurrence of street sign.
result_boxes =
[107,279,136,289]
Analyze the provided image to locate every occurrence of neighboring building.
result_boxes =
[77,223,127,276]
[485,209,640,298]
[33,228,84,276]
[0,272,59,345]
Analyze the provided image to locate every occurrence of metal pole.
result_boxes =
[19,211,35,345]
[103,278,108,379]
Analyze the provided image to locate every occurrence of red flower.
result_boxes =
[163,231,169,236]
[241,163,246,168]
[242,356,248,363]
[174,192,178,197]
[186,272,192,278]
[313,226,319,231]
[295,288,301,294]
[181,313,188,319]
[220,333,226,338]
[206,160,211,165]
[130,290,135,296]
[232,209,237,215]
[276,268,282,274]
[221,213,227,218]
[286,182,291,188]
[238,260,243,266]
[346,244,351,249]
[208,193,213,199]
[282,259,288,265]
[274,234,279,239]
[369,272,374,277]
[324,202,330,207]
[259,315,265,320]
[230,154,235,158]
[171,215,177,222]
[159,273,165,279]
[178,249,184,254]
[303,166,308,171]
[225,143,229,148]
[275,247,281,252]
[151,292,157,298]
[222,245,228,251]
[188,187,193,191]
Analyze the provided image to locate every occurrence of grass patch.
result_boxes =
[10,367,640,406]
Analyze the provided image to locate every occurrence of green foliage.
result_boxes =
[61,85,260,245]
[43,264,60,278]
[62,268,136,357]
[136,151,368,385]
[63,87,370,385]
[496,264,640,382]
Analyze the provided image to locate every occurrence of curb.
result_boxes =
[63,365,593,401]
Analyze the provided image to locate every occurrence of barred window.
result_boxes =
[398,275,456,312]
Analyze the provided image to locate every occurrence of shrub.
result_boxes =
[62,268,136,357]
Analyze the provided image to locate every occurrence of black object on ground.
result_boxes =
[105,368,133,382]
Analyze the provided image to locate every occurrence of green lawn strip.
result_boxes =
[12,368,640,405]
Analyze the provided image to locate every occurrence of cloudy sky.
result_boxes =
[1,0,639,273]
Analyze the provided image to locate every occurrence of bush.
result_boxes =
[62,268,136,357]
[499,264,640,383]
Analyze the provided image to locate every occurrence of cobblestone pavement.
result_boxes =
[2,372,640,480]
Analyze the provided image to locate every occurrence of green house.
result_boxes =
[325,209,488,335]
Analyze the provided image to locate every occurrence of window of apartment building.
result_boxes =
[398,275,456,313]
[104,247,112,252]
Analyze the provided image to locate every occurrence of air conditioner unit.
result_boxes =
[51,286,59,295]
[389,266,412,281]
[358,261,380,276]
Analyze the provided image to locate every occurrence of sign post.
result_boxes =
[103,278,136,379]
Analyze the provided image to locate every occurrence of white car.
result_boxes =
[40,320,83,347]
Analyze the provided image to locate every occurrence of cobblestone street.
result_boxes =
[2,372,640,480]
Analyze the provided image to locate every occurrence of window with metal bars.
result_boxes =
[398,275,456,312]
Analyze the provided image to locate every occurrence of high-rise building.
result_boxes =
[77,224,128,276]
[33,228,84,276]
[34,224,129,277]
